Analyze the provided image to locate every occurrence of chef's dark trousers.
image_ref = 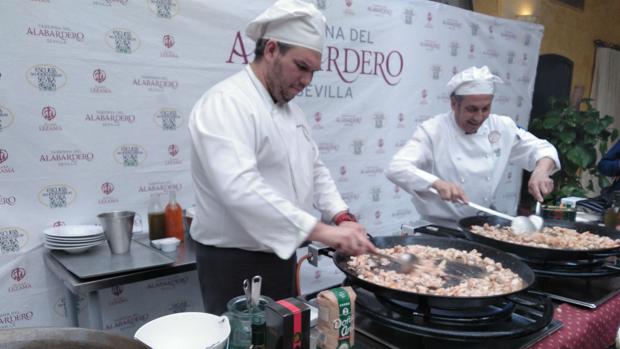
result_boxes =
[195,242,296,315]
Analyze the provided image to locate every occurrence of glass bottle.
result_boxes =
[604,191,620,230]
[147,193,166,241]
[165,191,184,241]
[224,295,273,349]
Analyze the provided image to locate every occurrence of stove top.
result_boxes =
[411,224,620,308]
[354,287,562,349]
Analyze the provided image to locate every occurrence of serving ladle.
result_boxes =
[429,188,543,234]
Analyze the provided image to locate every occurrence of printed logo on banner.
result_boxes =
[505,171,513,184]
[153,108,182,130]
[419,40,440,52]
[360,166,383,177]
[336,114,362,127]
[442,18,462,30]
[85,110,135,127]
[315,0,329,10]
[30,0,51,3]
[468,44,476,59]
[431,65,441,80]
[507,51,515,64]
[312,112,323,129]
[369,186,382,202]
[161,34,178,58]
[340,191,359,204]
[99,182,119,205]
[338,166,348,182]
[26,24,85,45]
[343,0,354,15]
[0,310,35,329]
[40,150,94,167]
[134,75,178,92]
[501,30,517,41]
[397,113,405,128]
[0,227,29,255]
[483,48,499,59]
[299,83,353,99]
[373,210,382,225]
[38,185,77,208]
[415,114,431,123]
[0,106,15,131]
[495,95,510,105]
[54,294,86,317]
[469,23,479,36]
[147,275,190,290]
[376,138,385,154]
[522,53,528,66]
[323,44,403,86]
[392,208,413,219]
[9,267,32,293]
[39,106,63,132]
[168,301,190,313]
[93,0,128,6]
[0,149,15,174]
[350,139,364,155]
[113,144,147,167]
[137,180,182,194]
[0,194,16,206]
[517,75,531,85]
[91,68,111,93]
[452,66,459,76]
[26,64,67,91]
[449,42,459,57]
[420,89,428,105]
[488,24,495,39]
[403,7,415,25]
[505,72,512,85]
[318,142,339,154]
[104,313,150,331]
[166,144,182,166]
[53,221,65,227]
[524,33,532,46]
[373,113,385,128]
[147,0,179,18]
[517,96,524,108]
[425,12,433,28]
[436,92,450,103]
[105,28,140,54]
[367,4,392,17]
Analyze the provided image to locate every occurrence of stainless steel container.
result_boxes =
[98,210,135,254]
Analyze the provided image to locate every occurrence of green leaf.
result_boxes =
[584,121,600,134]
[559,130,576,143]
[543,114,562,129]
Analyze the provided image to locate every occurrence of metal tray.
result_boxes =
[49,240,175,280]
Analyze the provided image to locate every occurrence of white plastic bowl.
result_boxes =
[134,312,230,349]
[43,225,104,238]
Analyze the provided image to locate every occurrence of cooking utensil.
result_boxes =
[250,275,262,308]
[428,188,541,234]
[459,216,620,261]
[243,279,251,309]
[372,250,485,280]
[332,235,535,309]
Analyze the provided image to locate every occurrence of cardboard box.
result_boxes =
[266,297,311,349]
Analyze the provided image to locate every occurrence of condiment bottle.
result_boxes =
[147,193,166,241]
[165,191,184,241]
[604,191,620,230]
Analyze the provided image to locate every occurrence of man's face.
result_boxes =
[451,94,493,134]
[265,44,321,104]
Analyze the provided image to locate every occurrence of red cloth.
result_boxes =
[531,293,620,349]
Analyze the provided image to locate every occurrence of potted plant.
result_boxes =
[525,98,618,204]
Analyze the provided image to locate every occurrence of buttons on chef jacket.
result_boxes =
[460,177,465,183]
[483,197,489,202]
[484,154,489,159]
[485,176,491,181]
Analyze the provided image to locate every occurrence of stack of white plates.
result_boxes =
[44,225,105,254]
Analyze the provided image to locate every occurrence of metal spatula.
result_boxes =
[372,251,485,279]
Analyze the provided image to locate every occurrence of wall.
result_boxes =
[474,0,620,99]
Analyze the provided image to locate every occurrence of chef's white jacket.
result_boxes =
[188,66,348,259]
[386,112,560,228]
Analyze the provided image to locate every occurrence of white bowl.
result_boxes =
[134,312,230,349]
[44,225,104,238]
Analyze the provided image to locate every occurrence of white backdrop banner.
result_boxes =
[0,0,542,330]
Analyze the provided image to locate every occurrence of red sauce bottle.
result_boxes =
[165,191,184,241]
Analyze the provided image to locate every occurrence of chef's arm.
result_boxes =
[308,221,377,255]
[431,179,469,203]
[386,128,440,193]
[528,157,556,202]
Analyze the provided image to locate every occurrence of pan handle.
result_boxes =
[602,263,620,271]
[589,250,620,258]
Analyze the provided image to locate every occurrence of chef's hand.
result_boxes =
[528,158,556,202]
[431,180,469,204]
[308,222,377,255]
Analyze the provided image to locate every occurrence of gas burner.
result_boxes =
[353,286,554,342]
[521,256,620,278]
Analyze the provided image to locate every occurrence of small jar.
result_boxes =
[224,295,273,349]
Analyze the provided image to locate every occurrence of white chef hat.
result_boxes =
[447,66,504,95]
[245,0,326,54]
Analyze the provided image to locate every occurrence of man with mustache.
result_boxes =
[387,66,560,228]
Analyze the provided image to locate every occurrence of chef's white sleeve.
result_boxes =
[510,124,561,174]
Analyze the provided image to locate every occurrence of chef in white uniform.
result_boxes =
[189,0,375,314]
[386,66,560,228]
